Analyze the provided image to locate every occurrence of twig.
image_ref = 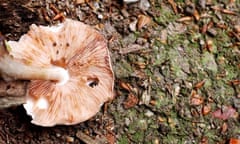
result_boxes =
[168,0,178,14]
[76,131,107,144]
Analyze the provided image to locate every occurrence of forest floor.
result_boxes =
[0,0,239,143]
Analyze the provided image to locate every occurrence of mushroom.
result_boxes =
[0,19,114,126]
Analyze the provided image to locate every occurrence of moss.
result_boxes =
[118,135,129,144]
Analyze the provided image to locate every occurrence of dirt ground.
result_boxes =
[0,0,239,143]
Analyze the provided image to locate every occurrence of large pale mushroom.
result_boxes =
[0,19,114,126]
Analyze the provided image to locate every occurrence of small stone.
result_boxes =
[198,0,206,9]
[56,133,61,137]
[145,110,154,117]
[173,84,180,96]
[125,118,131,126]
[129,20,138,32]
[139,0,151,11]
[185,4,195,15]
[97,14,103,19]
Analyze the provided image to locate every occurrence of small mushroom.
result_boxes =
[0,19,114,126]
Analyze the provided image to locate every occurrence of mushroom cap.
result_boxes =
[7,19,114,126]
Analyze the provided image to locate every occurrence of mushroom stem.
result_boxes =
[0,55,69,85]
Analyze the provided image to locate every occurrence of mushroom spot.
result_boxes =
[56,50,59,54]
[53,42,57,47]
[66,42,70,47]
[87,77,99,88]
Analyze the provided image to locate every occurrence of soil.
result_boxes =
[0,0,239,144]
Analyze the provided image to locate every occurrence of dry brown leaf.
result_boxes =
[228,80,240,86]
[168,0,178,14]
[216,23,228,29]
[123,93,139,109]
[190,90,204,105]
[201,24,208,34]
[105,132,116,144]
[75,0,85,4]
[221,122,228,133]
[119,81,133,92]
[202,104,211,115]
[194,80,206,89]
[200,137,208,144]
[206,39,214,52]
[229,138,240,144]
[193,10,200,21]
[137,15,151,30]
[211,6,237,15]
[221,9,237,15]
[177,16,193,22]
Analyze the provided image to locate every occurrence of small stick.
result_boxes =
[76,131,107,144]
[168,0,178,14]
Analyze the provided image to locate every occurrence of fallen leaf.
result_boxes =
[123,93,139,109]
[105,132,116,144]
[190,90,204,105]
[202,104,211,115]
[212,106,236,120]
[137,15,151,30]
[194,80,206,89]
[75,0,85,4]
[193,10,200,21]
[200,136,208,144]
[119,81,133,92]
[205,39,214,52]
[228,80,240,86]
[229,138,240,144]
[168,0,178,14]
[221,122,228,133]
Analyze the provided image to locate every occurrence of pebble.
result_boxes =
[198,0,206,9]
[129,20,138,32]
[97,14,103,19]
[145,110,154,117]
[139,0,151,11]
[56,133,61,137]
[125,117,131,126]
